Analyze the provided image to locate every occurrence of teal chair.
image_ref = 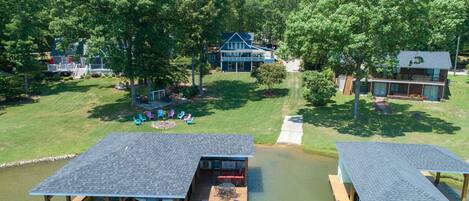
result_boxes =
[177,111,185,119]
[186,117,194,125]
[133,116,142,126]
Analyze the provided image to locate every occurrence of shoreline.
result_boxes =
[0,154,77,169]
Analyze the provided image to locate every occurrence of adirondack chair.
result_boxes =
[177,111,185,119]
[183,114,192,121]
[186,117,194,125]
[133,116,142,126]
[144,111,155,120]
[137,113,147,122]
[168,109,175,118]
[157,109,165,119]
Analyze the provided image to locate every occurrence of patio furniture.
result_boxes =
[144,111,155,120]
[186,117,194,125]
[133,117,142,126]
[137,113,147,122]
[217,183,236,200]
[168,109,175,118]
[177,111,185,119]
[157,109,165,119]
[183,114,192,121]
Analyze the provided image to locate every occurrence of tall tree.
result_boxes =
[283,0,428,119]
[2,0,49,94]
[176,0,228,94]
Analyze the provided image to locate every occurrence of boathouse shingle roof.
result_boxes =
[30,133,254,199]
[336,142,469,201]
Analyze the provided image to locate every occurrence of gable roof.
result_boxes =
[398,51,452,70]
[220,32,256,50]
[30,133,254,199]
[336,142,469,201]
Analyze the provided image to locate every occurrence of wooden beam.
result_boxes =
[350,184,356,201]
[434,172,441,186]
[462,174,469,201]
[44,195,52,201]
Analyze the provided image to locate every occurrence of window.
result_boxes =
[222,161,236,169]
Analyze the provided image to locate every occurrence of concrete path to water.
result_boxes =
[276,115,303,145]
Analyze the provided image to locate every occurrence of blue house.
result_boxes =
[212,32,275,72]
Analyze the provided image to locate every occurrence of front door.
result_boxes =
[423,85,439,101]
[373,82,388,97]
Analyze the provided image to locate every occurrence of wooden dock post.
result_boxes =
[462,174,468,201]
[434,172,441,186]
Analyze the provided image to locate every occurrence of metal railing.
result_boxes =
[221,57,266,62]
[47,63,78,72]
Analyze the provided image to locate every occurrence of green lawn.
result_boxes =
[1,72,468,165]
[299,75,469,160]
[0,73,300,164]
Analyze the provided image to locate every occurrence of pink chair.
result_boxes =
[183,114,192,121]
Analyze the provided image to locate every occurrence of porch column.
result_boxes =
[441,85,445,100]
[387,83,391,95]
[350,184,356,201]
[462,174,469,201]
[251,61,253,72]
[244,159,249,186]
[236,62,238,72]
[66,196,71,201]
[434,172,441,186]
[407,83,410,96]
[370,81,374,95]
[421,84,425,97]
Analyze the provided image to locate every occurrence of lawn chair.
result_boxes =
[168,109,175,118]
[186,117,194,125]
[144,111,155,120]
[177,111,185,119]
[157,109,165,119]
[183,114,192,121]
[133,116,142,126]
[137,113,147,122]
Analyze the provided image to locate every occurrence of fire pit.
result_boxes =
[152,121,176,129]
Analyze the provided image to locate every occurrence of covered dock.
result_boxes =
[30,133,254,201]
[330,142,469,201]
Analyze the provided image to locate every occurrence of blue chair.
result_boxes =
[133,116,142,126]
[177,111,185,119]
[157,109,165,119]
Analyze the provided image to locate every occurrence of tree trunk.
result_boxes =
[147,78,152,102]
[353,77,361,119]
[23,73,29,95]
[191,53,196,87]
[130,77,137,106]
[198,47,204,95]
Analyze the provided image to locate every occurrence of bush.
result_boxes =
[85,75,91,79]
[91,73,101,78]
[302,70,337,106]
[180,85,199,98]
[45,74,61,82]
[251,63,287,92]
[0,75,24,100]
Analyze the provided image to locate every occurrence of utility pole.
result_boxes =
[453,35,460,76]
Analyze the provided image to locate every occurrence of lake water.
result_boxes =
[0,146,337,201]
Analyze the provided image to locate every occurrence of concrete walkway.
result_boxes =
[283,59,301,72]
[276,115,303,145]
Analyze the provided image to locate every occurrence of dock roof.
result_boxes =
[30,133,254,199]
[337,142,469,201]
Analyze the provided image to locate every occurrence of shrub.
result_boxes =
[180,85,199,98]
[251,63,287,92]
[91,73,101,78]
[0,75,24,100]
[85,75,91,79]
[302,70,337,106]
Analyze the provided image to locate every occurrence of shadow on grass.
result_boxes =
[87,79,289,122]
[0,81,98,112]
[299,100,460,137]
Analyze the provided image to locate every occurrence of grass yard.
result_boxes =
[300,75,469,160]
[0,73,300,164]
[1,72,468,165]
